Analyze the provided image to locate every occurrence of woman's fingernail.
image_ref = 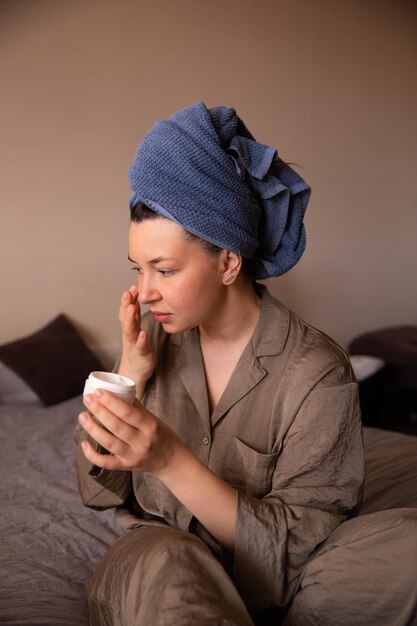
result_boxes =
[95,389,103,398]
[84,394,92,405]
[81,441,88,452]
[79,412,87,424]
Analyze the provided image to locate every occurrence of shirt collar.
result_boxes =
[250,284,290,357]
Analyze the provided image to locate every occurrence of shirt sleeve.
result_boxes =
[233,365,364,611]
[74,421,132,509]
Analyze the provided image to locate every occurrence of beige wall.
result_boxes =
[1,0,416,351]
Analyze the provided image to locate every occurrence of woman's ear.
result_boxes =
[222,251,242,285]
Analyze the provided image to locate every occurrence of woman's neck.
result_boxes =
[198,280,261,346]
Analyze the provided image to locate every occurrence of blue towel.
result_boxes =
[128,102,311,279]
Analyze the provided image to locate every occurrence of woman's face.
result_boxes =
[128,218,228,334]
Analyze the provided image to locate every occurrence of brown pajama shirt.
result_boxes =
[76,287,364,625]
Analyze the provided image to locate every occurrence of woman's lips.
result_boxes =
[151,311,172,323]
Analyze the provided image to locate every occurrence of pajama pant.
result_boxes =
[87,509,417,626]
[87,526,255,626]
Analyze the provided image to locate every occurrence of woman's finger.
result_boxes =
[129,286,142,327]
[87,389,154,431]
[78,410,130,457]
[119,289,140,342]
[80,394,137,445]
[135,329,153,355]
[80,439,128,471]
[128,284,138,299]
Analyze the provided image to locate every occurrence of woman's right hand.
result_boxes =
[117,285,156,397]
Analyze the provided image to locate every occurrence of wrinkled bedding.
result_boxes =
[0,396,416,625]
[0,396,122,626]
[360,426,417,514]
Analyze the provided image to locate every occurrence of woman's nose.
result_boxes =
[137,275,160,305]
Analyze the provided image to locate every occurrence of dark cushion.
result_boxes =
[0,314,104,406]
[349,326,417,390]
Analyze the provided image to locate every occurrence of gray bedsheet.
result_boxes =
[361,426,417,514]
[0,396,122,626]
[0,396,416,625]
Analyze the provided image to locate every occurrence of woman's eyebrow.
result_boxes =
[148,256,177,264]
[128,255,177,265]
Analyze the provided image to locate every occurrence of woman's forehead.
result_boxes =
[128,219,199,260]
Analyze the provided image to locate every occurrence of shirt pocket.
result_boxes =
[224,437,281,499]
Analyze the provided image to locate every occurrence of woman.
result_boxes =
[76,103,364,626]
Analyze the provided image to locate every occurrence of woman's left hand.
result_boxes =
[79,390,238,551]
[79,390,185,476]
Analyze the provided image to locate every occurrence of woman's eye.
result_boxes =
[130,267,174,277]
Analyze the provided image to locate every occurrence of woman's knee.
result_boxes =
[88,526,254,626]
[88,527,206,595]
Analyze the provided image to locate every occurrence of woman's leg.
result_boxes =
[87,526,255,626]
[284,508,417,626]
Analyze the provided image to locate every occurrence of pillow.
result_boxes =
[0,314,104,406]
[0,361,41,405]
[349,326,417,390]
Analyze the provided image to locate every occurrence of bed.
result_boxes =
[0,395,416,625]
[0,316,416,625]
[0,395,122,625]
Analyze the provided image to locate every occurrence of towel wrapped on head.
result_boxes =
[128,102,311,279]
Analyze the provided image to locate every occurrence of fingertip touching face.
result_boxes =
[128,218,229,333]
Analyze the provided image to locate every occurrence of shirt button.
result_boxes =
[202,436,210,445]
